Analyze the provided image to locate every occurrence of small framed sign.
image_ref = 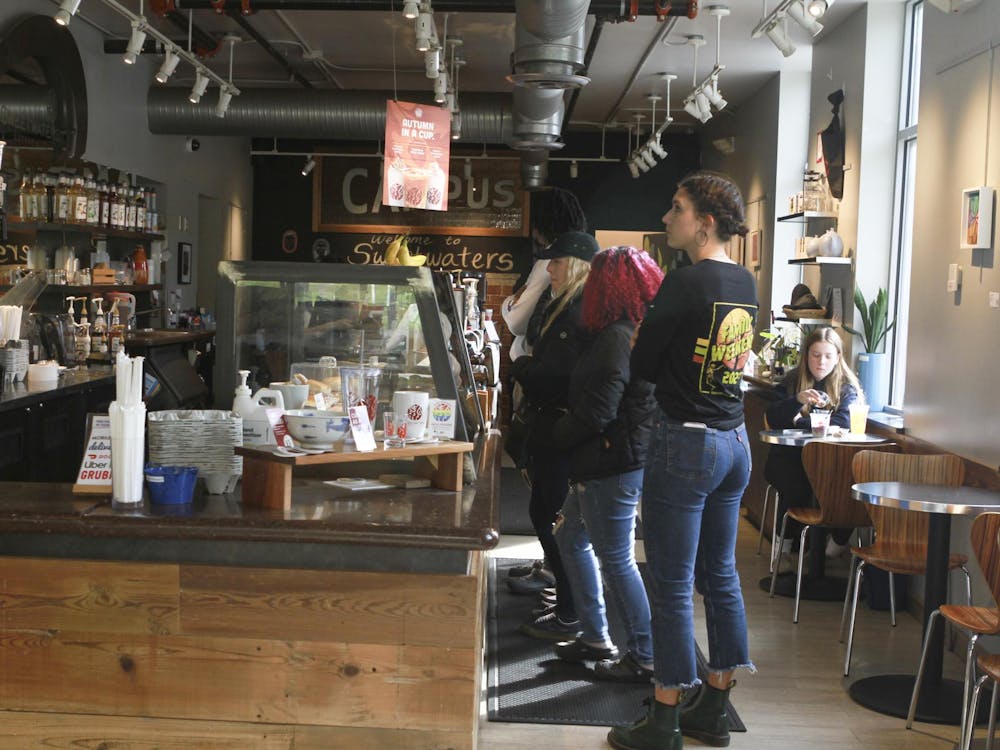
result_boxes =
[960,187,994,250]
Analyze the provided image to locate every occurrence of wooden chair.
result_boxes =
[964,650,1000,750]
[909,512,1000,749]
[769,439,898,623]
[841,451,969,676]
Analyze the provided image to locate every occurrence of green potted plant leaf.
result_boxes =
[843,286,895,411]
[843,286,895,353]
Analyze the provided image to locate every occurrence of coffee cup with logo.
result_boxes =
[392,390,429,441]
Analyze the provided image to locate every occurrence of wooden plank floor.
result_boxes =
[481,510,966,750]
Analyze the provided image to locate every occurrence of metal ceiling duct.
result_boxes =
[147,88,513,142]
[0,85,58,136]
[509,0,590,89]
[508,0,590,187]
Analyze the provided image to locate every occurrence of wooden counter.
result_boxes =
[0,431,501,749]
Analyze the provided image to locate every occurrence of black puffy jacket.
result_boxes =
[551,319,657,482]
[509,291,588,458]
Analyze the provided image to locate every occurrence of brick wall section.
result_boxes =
[483,272,521,431]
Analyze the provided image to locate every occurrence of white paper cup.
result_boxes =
[393,390,429,441]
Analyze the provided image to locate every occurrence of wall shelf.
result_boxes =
[7,220,164,242]
[788,256,852,265]
[777,211,839,223]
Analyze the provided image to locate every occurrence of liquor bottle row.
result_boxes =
[15,172,160,234]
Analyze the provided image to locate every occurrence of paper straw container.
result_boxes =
[110,401,146,504]
[144,465,198,505]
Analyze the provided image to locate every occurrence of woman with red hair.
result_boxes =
[549,246,664,682]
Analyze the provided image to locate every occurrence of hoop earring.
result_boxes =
[695,229,709,248]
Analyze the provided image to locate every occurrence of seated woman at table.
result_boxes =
[764,326,865,555]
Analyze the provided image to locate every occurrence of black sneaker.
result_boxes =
[507,559,543,578]
[532,602,557,618]
[594,652,655,684]
[508,569,555,595]
[555,638,619,663]
[519,611,582,641]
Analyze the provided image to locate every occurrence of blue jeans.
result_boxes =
[642,414,755,690]
[555,469,652,663]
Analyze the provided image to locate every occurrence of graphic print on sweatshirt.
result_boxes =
[693,302,756,397]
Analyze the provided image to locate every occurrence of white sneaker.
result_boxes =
[825,538,849,559]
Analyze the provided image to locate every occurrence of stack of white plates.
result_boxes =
[147,411,244,481]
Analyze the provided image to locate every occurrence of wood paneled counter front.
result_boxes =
[0,431,501,750]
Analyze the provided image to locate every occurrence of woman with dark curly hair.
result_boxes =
[549,246,663,683]
[610,172,758,750]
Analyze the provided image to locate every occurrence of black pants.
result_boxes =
[764,445,851,545]
[528,452,575,621]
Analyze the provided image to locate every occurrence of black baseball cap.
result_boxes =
[536,231,599,262]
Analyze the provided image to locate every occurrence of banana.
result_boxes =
[384,235,404,265]
[397,236,427,267]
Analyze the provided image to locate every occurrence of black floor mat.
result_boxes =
[486,557,746,731]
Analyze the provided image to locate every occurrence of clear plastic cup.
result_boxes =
[849,403,870,435]
[383,411,405,449]
[809,409,832,437]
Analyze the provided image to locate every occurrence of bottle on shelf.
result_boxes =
[132,244,148,285]
[98,180,110,228]
[72,177,88,225]
[124,186,135,231]
[17,172,31,221]
[109,181,123,229]
[147,188,158,232]
[135,188,146,234]
[55,175,70,223]
[85,178,99,226]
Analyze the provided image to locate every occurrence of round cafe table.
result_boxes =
[849,482,1000,729]
[758,429,890,600]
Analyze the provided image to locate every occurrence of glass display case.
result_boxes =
[214,261,473,440]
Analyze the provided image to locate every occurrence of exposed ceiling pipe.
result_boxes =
[159,10,221,56]
[601,16,677,124]
[152,0,691,21]
[563,16,603,127]
[226,11,314,88]
[147,87,512,142]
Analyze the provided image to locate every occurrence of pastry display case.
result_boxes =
[214,261,472,440]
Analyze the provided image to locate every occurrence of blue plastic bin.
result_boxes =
[144,464,198,505]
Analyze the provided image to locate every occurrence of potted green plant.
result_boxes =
[843,286,895,411]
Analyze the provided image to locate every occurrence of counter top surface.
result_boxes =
[0,366,115,409]
[125,329,215,347]
[0,430,501,551]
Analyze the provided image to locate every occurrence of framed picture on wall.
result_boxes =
[178,242,192,284]
[749,229,762,270]
[960,186,994,250]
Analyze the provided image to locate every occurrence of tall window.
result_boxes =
[887,0,923,408]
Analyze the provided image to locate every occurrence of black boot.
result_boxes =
[607,698,682,750]
[678,681,734,747]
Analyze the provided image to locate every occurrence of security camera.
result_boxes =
[185,137,200,153]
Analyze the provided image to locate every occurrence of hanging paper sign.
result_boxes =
[383,99,451,212]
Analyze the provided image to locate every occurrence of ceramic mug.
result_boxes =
[392,390,429,441]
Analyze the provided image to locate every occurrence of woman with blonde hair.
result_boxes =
[765,325,865,555]
[510,231,597,640]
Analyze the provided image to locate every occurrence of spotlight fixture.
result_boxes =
[705,75,727,111]
[188,69,210,104]
[123,20,147,65]
[463,158,472,179]
[806,0,832,17]
[683,94,712,123]
[786,1,824,36]
[215,86,233,118]
[54,0,82,27]
[301,156,316,176]
[649,138,668,160]
[635,153,651,173]
[569,160,578,179]
[415,7,436,52]
[402,0,420,19]
[763,17,796,57]
[450,110,462,140]
[433,71,448,103]
[628,159,641,179]
[155,47,181,83]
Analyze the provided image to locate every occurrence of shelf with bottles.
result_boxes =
[7,219,164,241]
